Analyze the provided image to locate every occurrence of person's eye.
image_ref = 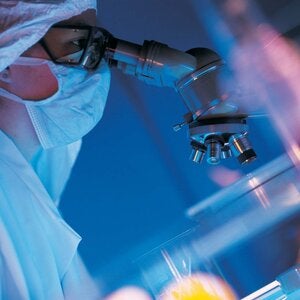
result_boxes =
[71,39,87,49]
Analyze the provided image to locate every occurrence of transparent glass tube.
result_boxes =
[137,153,300,299]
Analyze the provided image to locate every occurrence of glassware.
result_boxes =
[138,153,300,299]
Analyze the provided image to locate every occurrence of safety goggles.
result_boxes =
[40,25,112,70]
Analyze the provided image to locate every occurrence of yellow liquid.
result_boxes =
[161,274,237,300]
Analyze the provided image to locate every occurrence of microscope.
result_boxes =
[103,31,257,166]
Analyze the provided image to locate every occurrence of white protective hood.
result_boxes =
[0,0,97,72]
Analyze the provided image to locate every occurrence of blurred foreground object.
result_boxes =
[137,152,300,298]
[197,0,300,162]
[231,23,300,162]
[160,273,237,300]
[105,286,152,300]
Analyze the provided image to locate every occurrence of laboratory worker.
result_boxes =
[0,0,110,299]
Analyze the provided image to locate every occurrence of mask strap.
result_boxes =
[0,88,25,104]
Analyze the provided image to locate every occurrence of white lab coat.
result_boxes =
[0,130,99,299]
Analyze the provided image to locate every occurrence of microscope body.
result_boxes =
[106,38,256,165]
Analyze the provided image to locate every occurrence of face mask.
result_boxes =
[0,57,110,149]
